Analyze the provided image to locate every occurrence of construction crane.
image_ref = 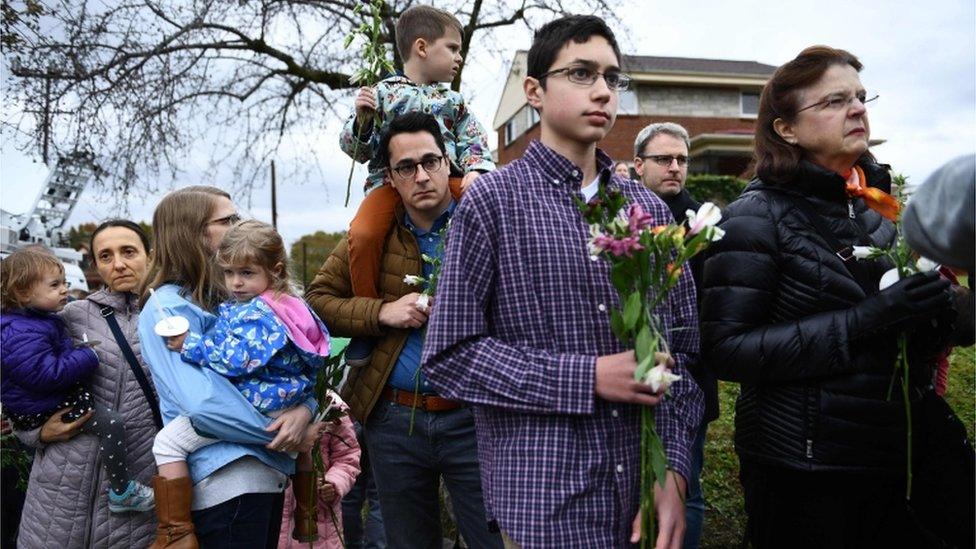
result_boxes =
[1,152,103,292]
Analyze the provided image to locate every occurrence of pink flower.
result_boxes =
[592,234,644,257]
[627,203,654,234]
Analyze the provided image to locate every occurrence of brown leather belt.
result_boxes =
[381,387,462,412]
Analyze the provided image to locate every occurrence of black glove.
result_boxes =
[849,271,952,337]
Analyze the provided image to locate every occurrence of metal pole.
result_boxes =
[271,160,278,229]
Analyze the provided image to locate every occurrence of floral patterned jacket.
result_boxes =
[181,297,327,413]
[340,74,495,193]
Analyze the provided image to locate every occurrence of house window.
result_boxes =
[528,107,540,127]
[619,89,639,115]
[504,118,518,146]
[741,91,760,117]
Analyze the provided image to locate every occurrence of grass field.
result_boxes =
[700,346,976,548]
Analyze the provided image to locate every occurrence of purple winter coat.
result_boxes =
[0,308,99,415]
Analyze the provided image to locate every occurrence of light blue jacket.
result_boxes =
[138,284,316,484]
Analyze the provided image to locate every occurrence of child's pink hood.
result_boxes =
[258,291,330,356]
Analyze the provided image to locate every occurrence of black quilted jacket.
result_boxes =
[700,160,925,474]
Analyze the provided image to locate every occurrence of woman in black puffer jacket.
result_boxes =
[701,45,972,548]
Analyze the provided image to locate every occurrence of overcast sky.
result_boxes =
[2,0,974,249]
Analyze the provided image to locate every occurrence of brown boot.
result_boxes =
[149,475,198,549]
[291,471,319,542]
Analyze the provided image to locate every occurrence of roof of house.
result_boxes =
[492,51,779,130]
[620,55,777,77]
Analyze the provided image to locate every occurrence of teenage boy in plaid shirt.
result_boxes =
[423,15,703,549]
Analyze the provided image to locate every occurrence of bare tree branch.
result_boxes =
[3,0,620,199]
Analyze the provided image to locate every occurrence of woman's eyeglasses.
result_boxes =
[798,91,879,113]
[207,213,241,226]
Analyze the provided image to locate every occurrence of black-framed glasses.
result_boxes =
[539,65,632,91]
[389,154,445,180]
[207,213,241,226]
[797,91,878,113]
[638,154,688,167]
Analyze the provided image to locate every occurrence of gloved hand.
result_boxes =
[849,271,952,338]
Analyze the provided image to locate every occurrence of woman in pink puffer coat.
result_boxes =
[278,402,361,548]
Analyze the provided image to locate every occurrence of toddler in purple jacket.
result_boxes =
[0,246,154,513]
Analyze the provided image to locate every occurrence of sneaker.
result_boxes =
[108,480,155,513]
[345,337,375,368]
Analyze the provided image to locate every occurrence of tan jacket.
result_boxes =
[305,211,423,423]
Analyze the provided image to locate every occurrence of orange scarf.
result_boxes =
[844,165,900,221]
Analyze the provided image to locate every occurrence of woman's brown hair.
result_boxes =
[753,45,875,184]
[1,245,64,310]
[140,186,230,311]
[216,220,294,297]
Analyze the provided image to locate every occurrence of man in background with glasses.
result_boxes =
[306,112,501,549]
[634,122,716,549]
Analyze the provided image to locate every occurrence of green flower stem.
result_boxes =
[640,405,655,548]
[899,334,913,499]
[344,129,363,207]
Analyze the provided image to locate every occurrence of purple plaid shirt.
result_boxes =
[422,140,704,547]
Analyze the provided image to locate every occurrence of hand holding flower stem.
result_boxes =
[343,0,395,207]
[579,185,722,546]
[850,173,946,500]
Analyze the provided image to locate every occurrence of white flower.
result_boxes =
[643,363,682,393]
[704,225,725,242]
[415,293,431,313]
[686,202,722,235]
[587,224,606,256]
[879,268,901,290]
[403,274,424,286]
[916,257,940,272]
[851,246,876,260]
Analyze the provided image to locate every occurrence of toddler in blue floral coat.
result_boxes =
[152,220,331,543]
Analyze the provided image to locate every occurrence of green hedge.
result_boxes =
[685,175,749,207]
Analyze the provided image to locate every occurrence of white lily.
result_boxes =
[704,225,725,242]
[686,202,722,236]
[643,363,682,393]
[916,257,940,272]
[879,268,901,290]
[587,224,605,257]
[415,293,431,313]
[851,246,877,260]
[403,274,424,286]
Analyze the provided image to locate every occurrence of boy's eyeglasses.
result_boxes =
[638,154,689,167]
[539,66,632,91]
[389,155,445,180]
[797,91,878,113]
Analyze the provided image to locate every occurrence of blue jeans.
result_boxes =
[343,421,387,549]
[365,401,502,549]
[682,424,707,549]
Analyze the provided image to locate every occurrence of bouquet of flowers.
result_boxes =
[578,185,723,547]
[850,174,938,500]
